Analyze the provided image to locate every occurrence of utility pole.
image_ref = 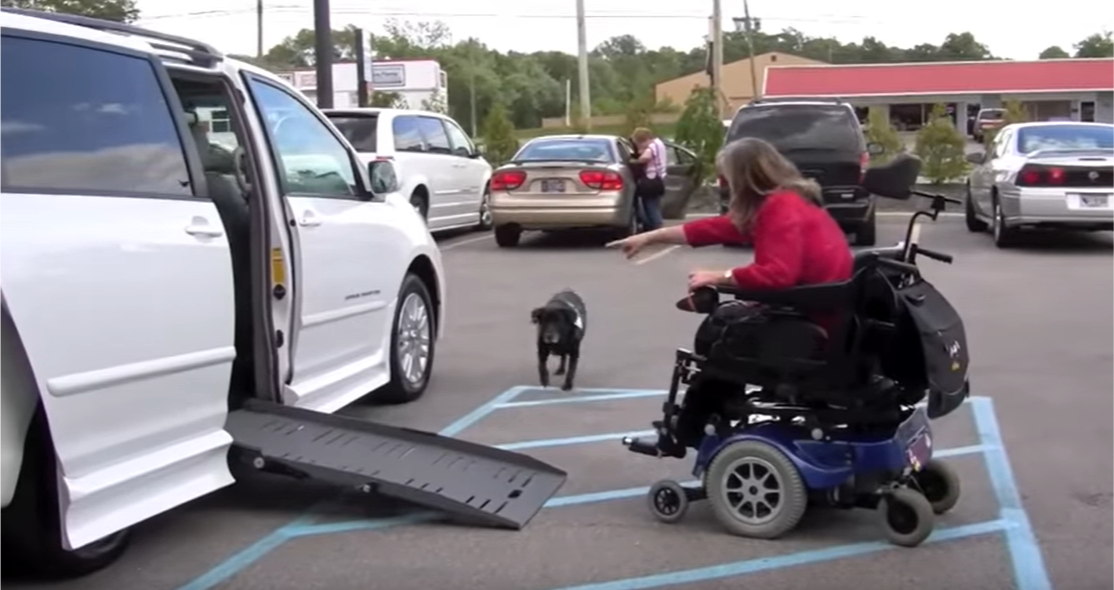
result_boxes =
[255,0,263,58]
[469,65,477,136]
[354,28,368,107]
[575,0,591,130]
[312,0,333,109]
[711,0,723,118]
[741,0,760,102]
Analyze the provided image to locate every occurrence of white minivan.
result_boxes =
[325,108,494,233]
[0,8,567,580]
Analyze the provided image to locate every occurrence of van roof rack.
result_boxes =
[2,7,223,67]
[749,96,846,105]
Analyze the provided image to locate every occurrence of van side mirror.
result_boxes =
[368,159,400,196]
[965,152,986,165]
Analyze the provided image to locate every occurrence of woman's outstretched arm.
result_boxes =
[680,215,750,247]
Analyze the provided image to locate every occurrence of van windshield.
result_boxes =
[726,104,862,154]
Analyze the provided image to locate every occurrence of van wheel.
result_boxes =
[476,187,493,231]
[495,225,522,248]
[1,412,131,578]
[378,274,436,404]
[410,191,429,223]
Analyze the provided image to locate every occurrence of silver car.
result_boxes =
[964,121,1114,247]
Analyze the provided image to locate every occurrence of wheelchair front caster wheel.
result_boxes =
[911,459,961,515]
[648,480,689,524]
[878,487,935,547]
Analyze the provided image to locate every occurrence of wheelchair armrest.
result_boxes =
[716,280,855,311]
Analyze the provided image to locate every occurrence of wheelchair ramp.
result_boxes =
[226,400,567,529]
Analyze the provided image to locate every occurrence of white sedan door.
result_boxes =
[244,75,410,413]
[0,32,236,548]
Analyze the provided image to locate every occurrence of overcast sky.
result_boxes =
[135,0,1112,61]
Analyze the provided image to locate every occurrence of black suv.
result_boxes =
[721,98,883,245]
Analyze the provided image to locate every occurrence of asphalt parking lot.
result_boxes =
[8,212,1111,590]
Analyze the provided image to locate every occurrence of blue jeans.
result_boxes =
[637,177,666,231]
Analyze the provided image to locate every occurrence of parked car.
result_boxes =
[325,108,493,233]
[722,97,883,245]
[488,134,702,247]
[972,107,1006,143]
[964,121,1114,247]
[0,8,554,578]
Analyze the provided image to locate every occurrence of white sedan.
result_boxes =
[965,121,1114,247]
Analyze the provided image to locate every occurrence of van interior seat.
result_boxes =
[186,113,255,401]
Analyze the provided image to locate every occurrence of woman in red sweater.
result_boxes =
[608,137,854,451]
[607,137,853,291]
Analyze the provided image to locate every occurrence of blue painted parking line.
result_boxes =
[178,384,1045,590]
[972,396,1052,590]
[540,519,1011,590]
[497,430,657,451]
[176,385,526,590]
[497,390,672,408]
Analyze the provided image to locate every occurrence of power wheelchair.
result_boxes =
[622,154,971,547]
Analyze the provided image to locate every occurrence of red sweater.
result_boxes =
[682,190,853,290]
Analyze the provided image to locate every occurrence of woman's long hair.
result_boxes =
[718,137,822,233]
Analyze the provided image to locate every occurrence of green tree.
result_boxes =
[914,104,969,184]
[370,91,406,109]
[1038,45,1070,59]
[1074,31,1114,58]
[1,0,138,22]
[481,102,518,166]
[864,107,904,163]
[420,91,448,114]
[620,96,653,137]
[673,87,723,181]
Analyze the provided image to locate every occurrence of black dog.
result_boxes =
[531,289,588,391]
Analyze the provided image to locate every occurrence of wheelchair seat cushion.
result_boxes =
[694,301,828,366]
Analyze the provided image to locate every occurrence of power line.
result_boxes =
[139,7,874,25]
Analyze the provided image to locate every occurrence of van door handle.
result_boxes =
[184,217,224,238]
[298,211,323,227]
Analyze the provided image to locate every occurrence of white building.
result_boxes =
[277,59,448,110]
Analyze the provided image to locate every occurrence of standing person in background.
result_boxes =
[631,127,668,231]
[627,134,648,228]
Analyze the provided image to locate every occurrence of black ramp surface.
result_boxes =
[226,400,567,529]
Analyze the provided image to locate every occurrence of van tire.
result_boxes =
[1,412,131,578]
[378,274,436,404]
[854,208,877,246]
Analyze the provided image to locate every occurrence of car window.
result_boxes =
[1016,125,1114,154]
[442,119,474,157]
[979,110,1005,121]
[248,79,357,197]
[416,117,452,154]
[0,35,192,196]
[727,104,863,154]
[328,114,379,153]
[992,130,1012,159]
[514,138,615,163]
[392,116,425,152]
[675,147,695,165]
[665,145,680,166]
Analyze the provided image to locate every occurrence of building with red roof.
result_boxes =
[762,58,1114,133]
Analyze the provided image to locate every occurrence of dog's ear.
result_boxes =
[530,307,544,324]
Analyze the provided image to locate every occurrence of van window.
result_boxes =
[727,104,863,154]
[0,35,192,196]
[416,117,452,154]
[392,116,425,152]
[329,113,379,153]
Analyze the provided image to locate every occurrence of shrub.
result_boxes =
[674,87,723,182]
[914,104,969,184]
[481,102,519,166]
[864,107,904,163]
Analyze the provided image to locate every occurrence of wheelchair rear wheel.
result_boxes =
[705,440,808,539]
